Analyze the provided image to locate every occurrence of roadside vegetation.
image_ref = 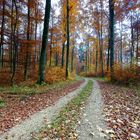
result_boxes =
[0,77,81,95]
[0,78,84,133]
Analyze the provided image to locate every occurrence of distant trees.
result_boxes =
[77,0,140,79]
[0,0,139,85]
[0,0,43,84]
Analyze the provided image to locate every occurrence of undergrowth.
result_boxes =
[0,99,5,108]
[0,77,82,95]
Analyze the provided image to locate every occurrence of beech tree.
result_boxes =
[37,0,51,84]
[109,0,115,80]
[66,0,70,79]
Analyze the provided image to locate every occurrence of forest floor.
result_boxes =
[0,78,140,140]
[32,79,140,140]
[99,81,140,139]
[0,79,84,134]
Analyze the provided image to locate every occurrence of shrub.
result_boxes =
[106,64,140,85]
[45,67,66,84]
[0,97,5,108]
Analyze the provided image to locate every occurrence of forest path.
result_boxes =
[77,80,109,140]
[0,79,88,140]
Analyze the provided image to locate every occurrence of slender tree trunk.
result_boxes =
[136,14,139,65]
[136,26,139,64]
[34,21,38,67]
[71,47,74,72]
[120,22,123,66]
[34,3,38,68]
[24,0,31,80]
[109,0,115,80]
[49,13,54,67]
[0,0,5,68]
[37,0,51,84]
[95,44,98,75]
[55,52,58,66]
[10,0,14,72]
[130,13,134,65]
[107,28,110,71]
[87,42,90,71]
[107,46,110,71]
[100,0,104,77]
[11,0,18,84]
[49,28,53,67]
[66,0,70,79]
[86,49,88,74]
[61,40,65,68]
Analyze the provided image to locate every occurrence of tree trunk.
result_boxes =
[55,52,58,66]
[66,0,70,79]
[49,28,53,67]
[49,13,54,67]
[130,14,134,65]
[100,0,104,77]
[37,0,51,84]
[95,44,98,75]
[34,3,38,68]
[11,0,18,84]
[107,27,110,71]
[24,0,31,80]
[86,49,88,74]
[61,40,65,68]
[10,0,14,72]
[120,22,123,66]
[0,0,5,68]
[109,0,115,80]
[136,26,139,64]
[71,47,74,72]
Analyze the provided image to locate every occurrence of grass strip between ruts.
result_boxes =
[32,80,93,140]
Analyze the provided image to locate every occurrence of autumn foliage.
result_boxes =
[45,67,66,84]
[0,0,140,86]
[106,64,140,85]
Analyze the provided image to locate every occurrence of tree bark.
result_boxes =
[49,13,54,67]
[0,0,5,68]
[71,47,74,72]
[11,0,18,84]
[130,14,134,65]
[66,0,70,79]
[37,0,51,84]
[61,40,65,68]
[109,0,115,80]
[100,0,104,77]
[120,22,123,66]
[95,44,98,75]
[24,0,31,80]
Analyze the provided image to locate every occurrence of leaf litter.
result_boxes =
[99,81,140,140]
[0,80,84,134]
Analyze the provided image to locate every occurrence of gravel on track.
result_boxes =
[0,80,87,140]
[77,80,109,140]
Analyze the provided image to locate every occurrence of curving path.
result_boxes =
[0,79,88,140]
[0,79,109,140]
